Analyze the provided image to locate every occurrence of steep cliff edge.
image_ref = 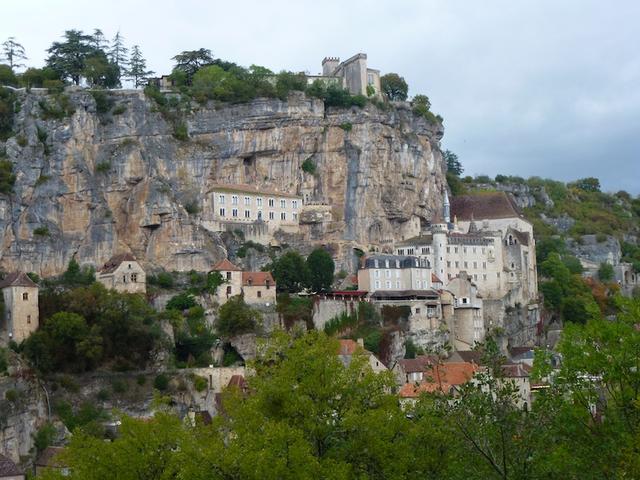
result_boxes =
[0,89,445,275]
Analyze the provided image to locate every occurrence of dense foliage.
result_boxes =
[267,248,336,293]
[38,301,640,478]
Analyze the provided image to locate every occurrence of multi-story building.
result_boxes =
[0,272,39,344]
[211,259,243,305]
[357,254,432,293]
[211,259,277,306]
[97,253,146,294]
[310,53,381,97]
[395,191,538,305]
[206,184,303,237]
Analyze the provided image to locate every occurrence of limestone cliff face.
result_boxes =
[0,90,445,275]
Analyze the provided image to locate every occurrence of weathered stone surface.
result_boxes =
[0,90,445,275]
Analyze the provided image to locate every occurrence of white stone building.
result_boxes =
[357,254,433,293]
[97,253,146,294]
[205,184,303,238]
[211,259,243,305]
[0,272,39,344]
[211,259,277,307]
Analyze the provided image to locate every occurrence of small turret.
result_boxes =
[322,57,340,76]
[443,189,451,224]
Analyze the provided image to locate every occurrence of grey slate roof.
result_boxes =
[0,272,37,289]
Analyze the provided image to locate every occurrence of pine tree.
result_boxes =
[1,37,27,69]
[108,30,128,72]
[90,28,108,51]
[126,45,154,88]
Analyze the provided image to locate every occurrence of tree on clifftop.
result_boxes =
[172,48,214,85]
[1,37,27,70]
[380,73,408,101]
[443,150,463,176]
[126,45,154,88]
[46,30,97,85]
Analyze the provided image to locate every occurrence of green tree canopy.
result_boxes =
[216,295,261,337]
[443,149,463,176]
[380,73,408,101]
[1,37,27,70]
[172,48,214,85]
[126,45,154,88]
[306,248,334,293]
[269,251,310,293]
[46,30,97,85]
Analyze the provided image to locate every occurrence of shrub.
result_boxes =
[33,422,57,453]
[16,134,27,147]
[0,348,7,374]
[301,157,317,175]
[339,122,353,132]
[136,375,146,386]
[34,226,50,237]
[154,271,175,288]
[166,292,198,311]
[111,378,128,394]
[598,263,614,282]
[324,312,358,336]
[96,389,110,401]
[192,375,208,392]
[5,389,18,403]
[91,90,114,114]
[596,233,608,243]
[0,160,16,194]
[173,122,189,141]
[38,95,75,120]
[35,174,51,186]
[154,373,169,391]
[216,295,261,337]
[112,104,126,115]
[222,346,242,366]
[184,200,200,215]
[59,374,80,392]
[95,161,111,173]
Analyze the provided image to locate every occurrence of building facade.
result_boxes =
[97,253,146,294]
[316,53,382,97]
[206,184,303,237]
[241,271,276,305]
[211,259,243,305]
[357,254,432,293]
[0,272,39,344]
[446,272,485,350]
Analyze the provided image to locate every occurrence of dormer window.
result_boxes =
[385,260,389,268]
[374,259,379,268]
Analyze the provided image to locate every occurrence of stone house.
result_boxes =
[211,259,277,306]
[501,363,532,408]
[391,355,439,385]
[398,361,479,403]
[0,453,24,480]
[338,339,387,374]
[97,253,146,294]
[242,271,276,305]
[211,259,243,305]
[0,272,39,344]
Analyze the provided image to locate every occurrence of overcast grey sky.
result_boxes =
[4,0,639,193]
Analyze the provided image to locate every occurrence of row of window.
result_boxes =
[373,269,429,279]
[397,247,431,255]
[217,194,299,210]
[373,279,431,289]
[446,260,488,270]
[372,258,430,268]
[218,208,298,221]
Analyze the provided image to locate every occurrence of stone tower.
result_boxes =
[0,272,39,344]
[322,57,340,76]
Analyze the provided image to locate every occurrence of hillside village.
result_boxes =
[0,30,639,478]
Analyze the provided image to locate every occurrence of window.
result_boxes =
[375,280,381,289]
[280,212,286,220]
[415,308,421,314]
[266,280,271,290]
[386,281,391,289]
[398,249,405,255]
[454,247,458,253]
[219,207,225,216]
[473,262,478,269]
[483,262,487,269]
[455,261,459,268]
[474,274,478,280]
[268,198,275,207]
[396,269,400,278]
[218,194,225,204]
[232,195,238,205]
[464,261,468,268]
[122,275,127,283]
[462,298,468,304]
[511,262,515,269]
[245,210,251,218]
[473,247,476,253]
[244,196,250,206]
[27,314,31,324]
[396,281,401,288]
[131,273,138,283]
[269,211,275,220]
[256,198,263,207]
[257,291,262,298]
[421,247,430,254]
[385,269,391,278]
[395,259,400,268]
[280,199,286,209]
[375,270,380,278]
[232,208,238,218]
[463,248,467,254]
[407,248,414,255]
[483,274,487,281]
[226,286,232,296]
[447,261,451,268]
[374,259,379,268]
[415,280,421,288]
[367,72,374,85]
[128,263,132,269]
[22,292,28,301]
[292,200,298,209]
[226,272,232,280]
[292,213,298,221]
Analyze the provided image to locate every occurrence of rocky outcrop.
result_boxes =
[0,90,445,275]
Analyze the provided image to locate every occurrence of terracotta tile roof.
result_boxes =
[396,355,438,373]
[35,446,66,468]
[242,271,275,287]
[428,362,478,386]
[98,253,137,274]
[212,259,241,271]
[399,382,448,398]
[451,192,522,221]
[0,453,23,476]
[338,339,363,355]
[208,183,302,199]
[0,271,37,289]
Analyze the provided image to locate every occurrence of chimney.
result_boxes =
[357,338,364,347]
